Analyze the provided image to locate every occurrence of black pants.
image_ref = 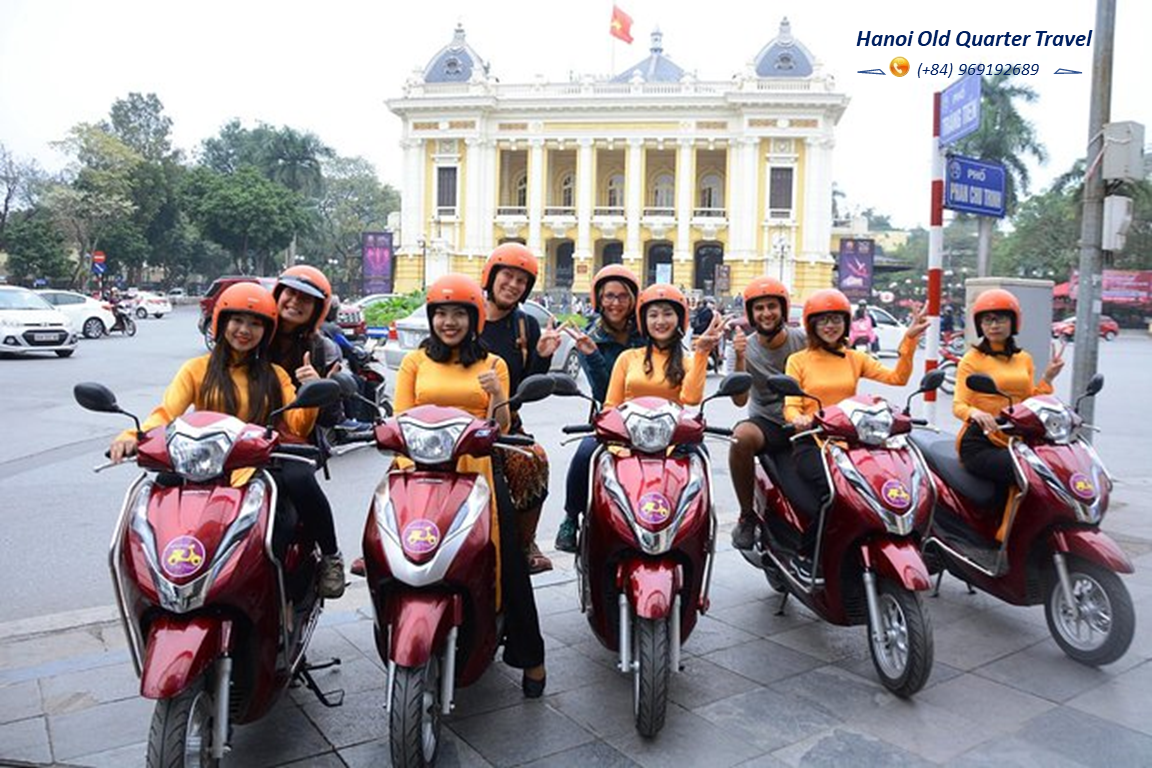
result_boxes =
[959,427,1016,513]
[274,461,338,555]
[491,453,545,670]
[793,436,831,552]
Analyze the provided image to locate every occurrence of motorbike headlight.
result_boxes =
[167,430,235,482]
[400,419,466,464]
[1036,404,1073,444]
[624,412,677,454]
[849,408,894,446]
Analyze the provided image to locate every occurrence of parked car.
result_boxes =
[128,291,172,319]
[166,288,186,299]
[1052,315,1120,341]
[383,299,582,378]
[198,276,277,347]
[335,300,366,339]
[36,289,117,339]
[0,286,79,357]
[351,293,400,310]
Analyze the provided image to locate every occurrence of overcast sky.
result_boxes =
[2,0,1148,230]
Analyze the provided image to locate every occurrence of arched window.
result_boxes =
[559,173,574,208]
[698,173,724,210]
[514,173,527,208]
[651,173,674,209]
[606,173,625,208]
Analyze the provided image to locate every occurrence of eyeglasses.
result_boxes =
[979,312,1013,326]
[813,314,845,327]
[600,292,632,305]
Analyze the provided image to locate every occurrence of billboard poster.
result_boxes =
[837,238,874,302]
[362,231,393,294]
[1070,270,1152,305]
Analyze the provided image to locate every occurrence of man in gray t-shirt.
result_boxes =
[730,279,806,549]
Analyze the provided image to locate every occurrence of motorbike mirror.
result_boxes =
[920,369,946,392]
[1086,372,1104,397]
[513,374,555,405]
[717,372,753,399]
[964,373,1003,396]
[765,374,805,398]
[74,382,120,413]
[330,370,361,399]
[548,373,584,398]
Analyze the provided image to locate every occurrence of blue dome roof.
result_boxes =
[753,18,814,78]
[611,29,686,83]
[423,23,489,83]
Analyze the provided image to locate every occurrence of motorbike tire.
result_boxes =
[1045,558,1135,666]
[125,317,137,337]
[390,658,441,768]
[939,361,957,395]
[867,580,933,698]
[633,616,671,738]
[146,677,219,768]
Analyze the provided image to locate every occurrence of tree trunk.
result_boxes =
[976,217,993,277]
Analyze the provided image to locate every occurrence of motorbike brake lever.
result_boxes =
[496,445,535,458]
[789,428,823,442]
[704,434,739,445]
[93,460,122,473]
[913,423,942,433]
[270,452,319,468]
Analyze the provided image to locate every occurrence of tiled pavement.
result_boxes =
[3,489,1151,767]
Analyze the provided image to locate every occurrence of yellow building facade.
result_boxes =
[388,20,849,301]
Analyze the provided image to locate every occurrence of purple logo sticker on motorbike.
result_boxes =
[881,480,912,510]
[636,492,673,525]
[402,520,441,554]
[161,535,207,579]
[1069,472,1096,500]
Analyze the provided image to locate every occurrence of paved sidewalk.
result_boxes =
[2,485,1151,768]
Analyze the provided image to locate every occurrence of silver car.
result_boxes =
[384,299,582,379]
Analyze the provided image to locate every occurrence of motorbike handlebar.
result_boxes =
[496,434,536,446]
[562,424,594,435]
[275,444,323,460]
[704,426,733,437]
[911,418,928,426]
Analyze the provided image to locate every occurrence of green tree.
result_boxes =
[105,92,175,162]
[4,209,70,284]
[954,74,1047,276]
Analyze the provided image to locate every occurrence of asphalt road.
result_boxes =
[1,306,1147,621]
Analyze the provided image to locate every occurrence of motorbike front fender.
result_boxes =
[388,592,457,667]
[862,539,932,592]
[1052,528,1134,575]
[140,615,227,700]
[624,558,680,620]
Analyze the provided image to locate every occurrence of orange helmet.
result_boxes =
[274,265,332,333]
[971,288,1022,335]
[212,282,279,339]
[426,274,487,337]
[743,276,790,325]
[590,265,639,313]
[481,242,538,300]
[636,284,689,337]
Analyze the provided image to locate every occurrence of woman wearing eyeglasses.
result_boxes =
[953,289,1064,492]
[782,289,929,581]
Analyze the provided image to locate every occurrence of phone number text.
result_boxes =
[917,63,1041,78]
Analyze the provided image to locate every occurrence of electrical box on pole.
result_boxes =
[1102,121,1145,182]
[1102,196,1134,251]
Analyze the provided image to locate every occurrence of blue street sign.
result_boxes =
[92,262,106,275]
[945,155,1007,218]
[940,74,982,146]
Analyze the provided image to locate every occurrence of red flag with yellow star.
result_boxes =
[610,5,634,44]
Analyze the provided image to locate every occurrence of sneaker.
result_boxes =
[790,553,823,586]
[554,516,578,553]
[731,515,758,550]
[336,418,372,432]
[320,553,346,599]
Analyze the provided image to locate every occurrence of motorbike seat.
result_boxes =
[758,451,822,521]
[909,432,1000,510]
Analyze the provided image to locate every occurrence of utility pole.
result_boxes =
[1072,0,1115,428]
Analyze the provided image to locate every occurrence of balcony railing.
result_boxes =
[642,207,676,218]
[543,206,576,217]
[768,208,793,220]
[496,206,528,216]
[436,206,458,219]
[693,207,728,218]
[593,206,625,217]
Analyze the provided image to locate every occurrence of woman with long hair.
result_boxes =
[394,273,547,697]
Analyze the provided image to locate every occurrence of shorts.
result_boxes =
[741,415,792,455]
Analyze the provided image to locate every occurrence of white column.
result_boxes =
[528,138,545,254]
[801,136,834,261]
[480,139,498,255]
[576,138,594,261]
[401,138,425,255]
[728,137,758,263]
[625,138,643,261]
[675,138,694,260]
[464,137,482,257]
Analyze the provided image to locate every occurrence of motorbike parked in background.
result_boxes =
[553,372,752,737]
[914,373,1135,665]
[75,379,345,766]
[360,376,553,767]
[739,371,945,697]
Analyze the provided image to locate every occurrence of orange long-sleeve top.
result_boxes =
[603,346,710,410]
[953,345,1052,448]
[121,353,317,441]
[783,336,917,422]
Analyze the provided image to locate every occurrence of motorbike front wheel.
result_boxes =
[867,580,933,698]
[125,317,137,337]
[633,616,671,738]
[146,677,218,768]
[390,657,441,768]
[1045,558,1135,666]
[939,361,958,395]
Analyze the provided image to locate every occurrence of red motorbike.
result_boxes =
[914,372,1135,665]
[741,372,946,697]
[551,372,752,737]
[74,379,345,766]
[360,375,553,767]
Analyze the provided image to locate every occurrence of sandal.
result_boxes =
[526,541,553,574]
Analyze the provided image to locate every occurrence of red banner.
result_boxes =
[610,5,634,44]
[1069,270,1152,305]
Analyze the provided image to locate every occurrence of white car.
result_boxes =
[36,289,117,339]
[130,291,172,319]
[0,286,79,357]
